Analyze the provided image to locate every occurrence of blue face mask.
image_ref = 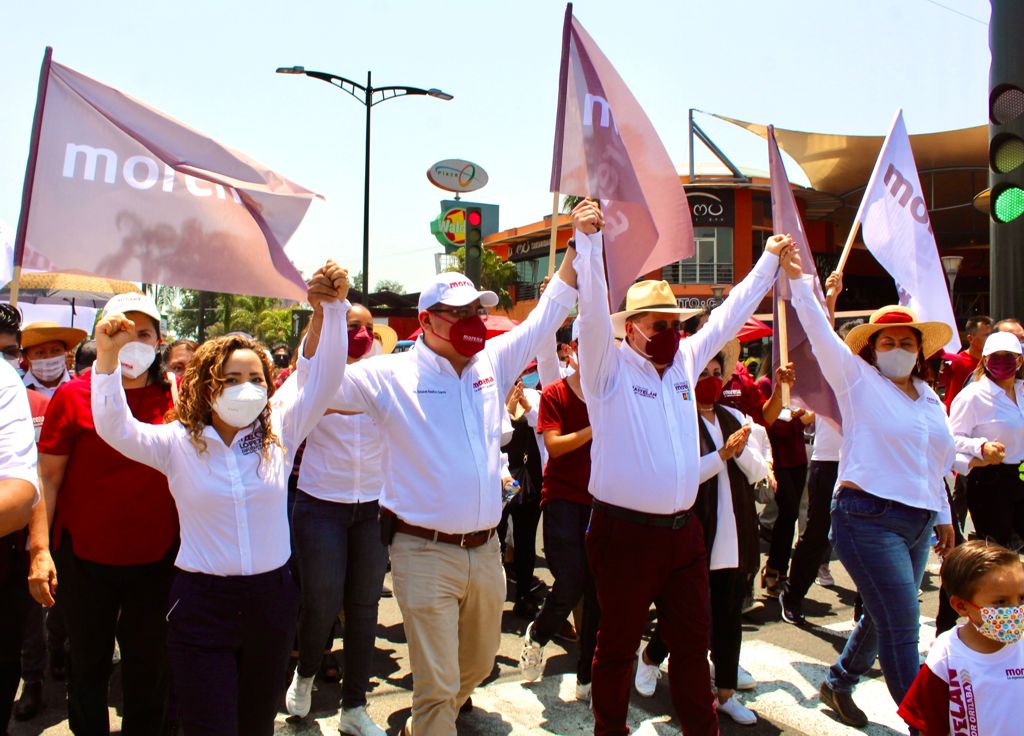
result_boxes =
[521,372,540,389]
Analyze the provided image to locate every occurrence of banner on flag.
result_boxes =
[767,125,840,430]
[14,50,316,301]
[549,4,692,309]
[859,110,961,354]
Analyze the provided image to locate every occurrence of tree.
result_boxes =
[374,279,406,294]
[561,194,585,214]
[167,290,300,345]
[446,247,519,310]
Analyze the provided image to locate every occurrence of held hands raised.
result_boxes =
[307,260,349,310]
[571,198,604,235]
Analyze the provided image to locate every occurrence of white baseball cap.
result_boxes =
[101,292,162,323]
[418,272,498,312]
[982,330,1023,356]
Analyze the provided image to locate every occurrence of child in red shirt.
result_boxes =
[899,540,1024,735]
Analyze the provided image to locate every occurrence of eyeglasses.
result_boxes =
[644,320,686,333]
[1,347,20,360]
[430,306,489,320]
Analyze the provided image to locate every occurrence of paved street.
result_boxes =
[12,543,940,736]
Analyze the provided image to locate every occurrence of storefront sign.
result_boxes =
[427,159,489,193]
[430,207,466,247]
[676,296,724,309]
[687,189,734,227]
[508,238,550,261]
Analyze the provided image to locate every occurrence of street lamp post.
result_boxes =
[276,66,452,298]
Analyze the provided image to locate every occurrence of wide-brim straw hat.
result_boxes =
[21,321,88,351]
[714,339,741,382]
[610,280,704,334]
[373,324,398,355]
[843,305,952,359]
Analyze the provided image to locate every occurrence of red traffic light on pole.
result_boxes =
[465,206,483,287]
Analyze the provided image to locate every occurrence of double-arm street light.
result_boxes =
[276,66,453,297]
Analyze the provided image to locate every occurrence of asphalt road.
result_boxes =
[11,539,941,736]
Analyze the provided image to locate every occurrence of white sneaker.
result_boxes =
[736,665,757,691]
[338,705,386,736]
[520,622,545,682]
[634,646,662,697]
[575,680,592,702]
[285,670,314,717]
[717,694,757,725]
[816,564,836,587]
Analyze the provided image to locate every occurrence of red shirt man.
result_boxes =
[940,315,992,411]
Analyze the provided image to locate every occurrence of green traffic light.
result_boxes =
[994,186,1024,222]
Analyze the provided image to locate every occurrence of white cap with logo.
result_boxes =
[101,292,162,323]
[418,272,498,312]
[982,330,1023,356]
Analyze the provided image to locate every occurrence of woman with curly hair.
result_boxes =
[90,261,350,736]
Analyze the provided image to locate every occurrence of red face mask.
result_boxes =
[347,325,374,359]
[633,324,680,365]
[695,375,724,405]
[429,312,487,357]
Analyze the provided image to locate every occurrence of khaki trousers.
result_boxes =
[391,531,505,736]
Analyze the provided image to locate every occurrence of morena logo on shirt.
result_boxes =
[473,376,495,392]
[673,381,691,401]
[947,668,979,735]
[632,385,657,399]
[1007,667,1024,680]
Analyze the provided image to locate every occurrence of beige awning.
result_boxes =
[711,114,988,197]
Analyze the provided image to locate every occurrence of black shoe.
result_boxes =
[779,590,807,626]
[512,599,539,620]
[819,682,868,728]
[13,681,43,721]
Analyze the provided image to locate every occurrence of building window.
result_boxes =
[515,251,565,301]
[662,227,733,284]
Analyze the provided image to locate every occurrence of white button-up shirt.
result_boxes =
[298,411,384,504]
[91,301,349,576]
[575,230,780,514]
[810,416,843,463]
[949,375,1024,466]
[790,275,959,523]
[0,361,39,501]
[23,369,71,399]
[326,277,576,534]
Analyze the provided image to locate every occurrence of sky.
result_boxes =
[0,0,991,294]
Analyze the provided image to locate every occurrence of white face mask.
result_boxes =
[29,355,66,382]
[211,382,268,428]
[118,342,156,380]
[875,347,918,380]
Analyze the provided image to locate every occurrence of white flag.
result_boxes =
[859,110,960,353]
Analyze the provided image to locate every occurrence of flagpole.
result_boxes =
[776,295,791,408]
[547,3,572,280]
[826,219,862,298]
[547,192,561,277]
[10,46,54,308]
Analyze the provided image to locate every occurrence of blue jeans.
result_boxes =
[825,487,935,706]
[291,491,388,708]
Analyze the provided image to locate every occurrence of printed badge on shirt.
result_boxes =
[674,381,691,401]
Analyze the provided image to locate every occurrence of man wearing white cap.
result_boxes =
[569,198,794,736]
[325,262,578,735]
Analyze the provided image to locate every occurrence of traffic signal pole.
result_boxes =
[989,0,1024,320]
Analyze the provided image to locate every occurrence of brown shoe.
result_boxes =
[760,566,784,598]
[819,682,868,728]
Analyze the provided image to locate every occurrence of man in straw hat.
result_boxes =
[568,197,795,735]
[20,322,87,398]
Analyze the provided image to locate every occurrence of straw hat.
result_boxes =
[373,324,398,355]
[610,280,704,334]
[21,321,88,351]
[713,339,742,382]
[843,305,952,359]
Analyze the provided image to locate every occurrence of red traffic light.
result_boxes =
[467,209,482,227]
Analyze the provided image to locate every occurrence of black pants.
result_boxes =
[646,567,747,690]
[56,535,175,736]
[166,564,299,736]
[530,499,600,682]
[966,463,1024,549]
[499,490,542,603]
[784,460,838,602]
[936,483,967,635]
[767,464,808,573]
[0,544,30,732]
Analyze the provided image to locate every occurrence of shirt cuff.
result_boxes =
[572,229,602,257]
[936,493,952,526]
[297,299,350,371]
[788,273,817,304]
[90,361,123,392]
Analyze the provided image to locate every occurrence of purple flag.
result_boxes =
[768,125,840,430]
[14,51,315,301]
[550,4,693,309]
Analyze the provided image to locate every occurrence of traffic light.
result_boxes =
[465,206,483,287]
[989,0,1024,320]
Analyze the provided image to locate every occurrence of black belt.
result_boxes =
[592,499,692,530]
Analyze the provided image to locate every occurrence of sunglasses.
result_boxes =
[430,306,489,320]
[639,320,686,334]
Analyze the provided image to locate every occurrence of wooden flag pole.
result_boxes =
[547,191,560,277]
[826,218,862,299]
[776,294,791,408]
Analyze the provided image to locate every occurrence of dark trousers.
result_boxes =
[56,535,174,736]
[966,463,1024,549]
[784,460,838,601]
[646,567,747,692]
[766,464,809,573]
[291,491,387,708]
[936,483,966,635]
[530,499,600,683]
[1,552,30,732]
[499,491,543,603]
[166,564,299,736]
[587,505,715,736]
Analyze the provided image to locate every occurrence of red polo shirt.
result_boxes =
[940,351,979,412]
[538,378,592,507]
[38,373,178,566]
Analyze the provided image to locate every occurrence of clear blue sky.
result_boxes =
[0,0,990,293]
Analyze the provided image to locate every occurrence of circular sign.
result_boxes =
[427,159,489,193]
[430,207,466,247]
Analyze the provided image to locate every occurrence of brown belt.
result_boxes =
[395,519,496,549]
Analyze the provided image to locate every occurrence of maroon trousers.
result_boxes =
[586,505,717,736]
